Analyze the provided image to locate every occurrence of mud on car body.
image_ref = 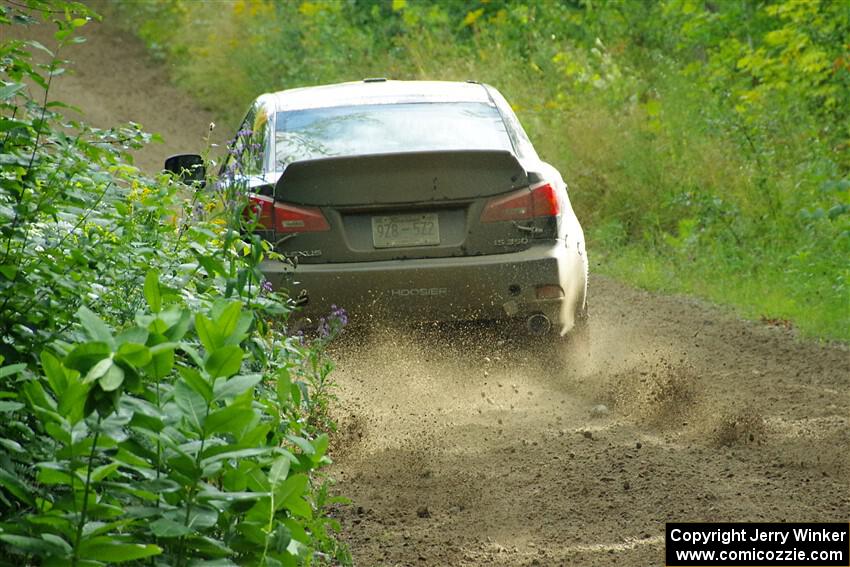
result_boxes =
[165,79,589,354]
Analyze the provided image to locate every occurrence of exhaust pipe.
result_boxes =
[526,313,551,335]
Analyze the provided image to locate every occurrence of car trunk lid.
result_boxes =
[258,150,558,263]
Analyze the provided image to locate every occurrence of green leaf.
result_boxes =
[128,411,163,433]
[144,270,162,313]
[276,367,292,404]
[65,342,112,373]
[77,306,114,345]
[41,351,69,395]
[115,326,148,346]
[196,489,268,504]
[227,312,254,346]
[146,342,175,380]
[205,346,243,379]
[164,309,192,341]
[0,401,24,412]
[0,437,24,452]
[274,474,308,511]
[116,342,151,367]
[57,379,90,424]
[174,379,208,432]
[84,357,114,384]
[312,433,329,462]
[213,373,261,401]
[26,39,54,56]
[283,518,309,544]
[172,506,218,530]
[200,447,272,466]
[283,493,313,519]
[78,538,162,562]
[99,363,125,392]
[37,463,74,485]
[180,344,206,368]
[275,526,295,555]
[90,462,120,482]
[81,519,135,538]
[0,362,25,378]
[268,456,290,489]
[0,467,34,505]
[43,422,70,444]
[0,82,25,100]
[217,301,243,338]
[22,381,58,419]
[178,366,212,402]
[0,534,67,556]
[149,518,190,538]
[195,313,220,351]
[286,435,315,457]
[195,253,226,278]
[205,404,255,436]
[41,533,72,554]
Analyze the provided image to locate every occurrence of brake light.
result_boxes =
[246,195,275,227]
[245,195,330,232]
[480,188,533,223]
[530,183,559,217]
[480,182,559,223]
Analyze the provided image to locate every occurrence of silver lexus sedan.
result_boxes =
[168,79,589,354]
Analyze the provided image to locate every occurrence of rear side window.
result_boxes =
[222,103,269,176]
[274,102,513,168]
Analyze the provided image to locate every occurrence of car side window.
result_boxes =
[485,86,539,161]
[223,102,269,177]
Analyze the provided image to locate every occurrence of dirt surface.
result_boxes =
[11,13,850,567]
[329,278,849,566]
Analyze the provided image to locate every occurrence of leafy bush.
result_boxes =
[111,0,849,340]
[0,2,349,565]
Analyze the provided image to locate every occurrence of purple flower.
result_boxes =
[317,316,330,338]
[260,280,273,296]
[318,305,348,338]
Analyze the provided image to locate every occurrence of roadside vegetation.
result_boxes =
[113,0,850,340]
[0,2,349,565]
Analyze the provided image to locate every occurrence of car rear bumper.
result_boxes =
[261,242,587,331]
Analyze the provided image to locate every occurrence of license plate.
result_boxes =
[372,213,440,248]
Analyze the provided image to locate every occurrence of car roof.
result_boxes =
[262,80,493,112]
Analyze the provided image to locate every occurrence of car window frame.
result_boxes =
[220,99,272,178]
[483,84,539,162]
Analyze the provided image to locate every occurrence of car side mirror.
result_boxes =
[164,154,206,187]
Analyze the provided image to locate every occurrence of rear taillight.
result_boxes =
[530,182,559,217]
[246,195,275,227]
[480,182,560,223]
[245,195,330,233]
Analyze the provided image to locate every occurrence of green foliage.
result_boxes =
[111,0,849,339]
[0,2,349,564]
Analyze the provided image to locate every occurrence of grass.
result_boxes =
[595,242,849,341]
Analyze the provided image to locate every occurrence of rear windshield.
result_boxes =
[274,102,513,167]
